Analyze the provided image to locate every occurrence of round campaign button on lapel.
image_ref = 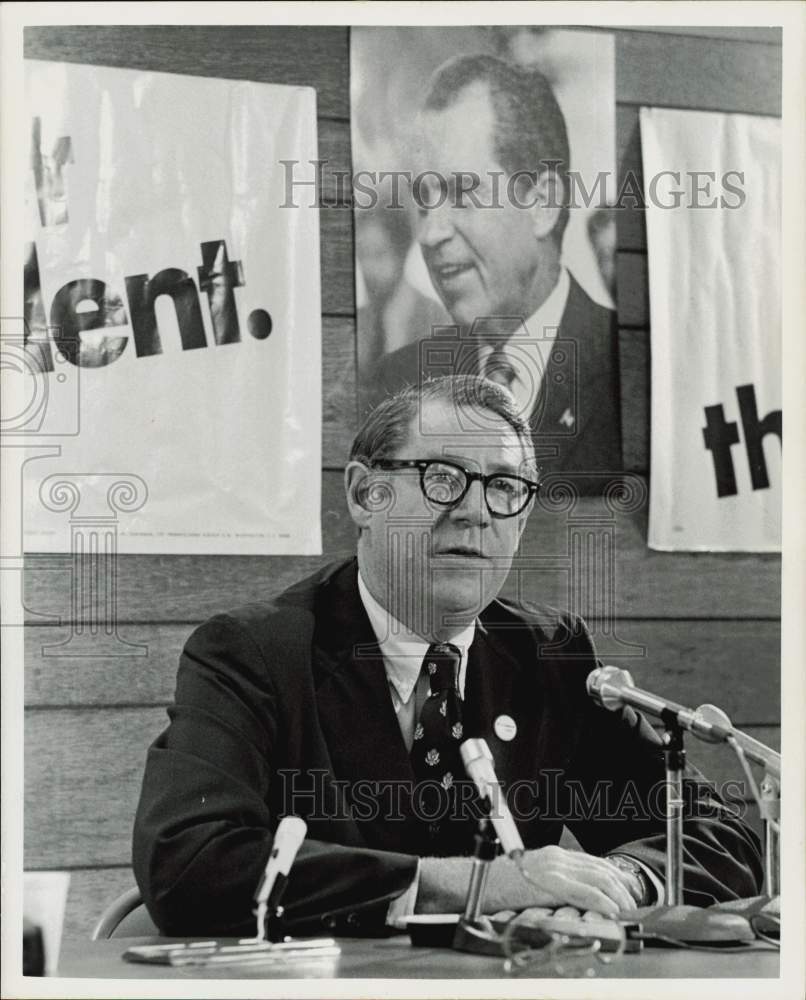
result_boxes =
[494,714,517,742]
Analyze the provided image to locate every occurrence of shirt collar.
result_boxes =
[357,571,475,705]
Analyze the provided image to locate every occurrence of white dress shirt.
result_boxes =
[356,569,661,922]
[357,572,476,749]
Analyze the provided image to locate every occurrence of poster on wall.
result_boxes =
[642,108,781,552]
[22,61,322,555]
[350,27,620,483]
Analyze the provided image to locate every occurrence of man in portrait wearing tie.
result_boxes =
[133,375,761,937]
[366,54,621,484]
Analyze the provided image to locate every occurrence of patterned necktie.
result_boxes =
[481,347,518,392]
[481,343,543,422]
[410,643,465,851]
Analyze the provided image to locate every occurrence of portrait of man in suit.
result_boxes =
[133,376,761,937]
[367,54,621,481]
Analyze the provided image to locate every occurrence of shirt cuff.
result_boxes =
[611,853,664,904]
[385,860,421,928]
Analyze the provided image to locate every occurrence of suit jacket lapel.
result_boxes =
[537,276,588,433]
[555,276,618,445]
[465,605,578,792]
[464,621,531,791]
[312,562,421,852]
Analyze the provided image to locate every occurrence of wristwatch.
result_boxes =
[606,854,653,906]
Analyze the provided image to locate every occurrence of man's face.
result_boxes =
[356,398,534,640]
[413,82,544,328]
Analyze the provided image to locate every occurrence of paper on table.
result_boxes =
[23,871,70,975]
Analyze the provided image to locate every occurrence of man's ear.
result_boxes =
[529,169,565,241]
[344,460,374,529]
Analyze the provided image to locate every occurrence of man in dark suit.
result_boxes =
[133,376,761,937]
[365,54,621,481]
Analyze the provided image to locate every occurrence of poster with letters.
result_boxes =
[21,61,322,555]
[642,108,782,551]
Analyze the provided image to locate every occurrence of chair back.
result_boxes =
[91,886,159,940]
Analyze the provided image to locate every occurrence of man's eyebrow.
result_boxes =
[436,453,525,476]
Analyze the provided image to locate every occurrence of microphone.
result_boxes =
[586,666,780,777]
[254,815,308,910]
[460,738,525,859]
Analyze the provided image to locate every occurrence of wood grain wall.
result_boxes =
[22,25,782,943]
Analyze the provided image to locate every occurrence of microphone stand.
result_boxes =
[641,713,756,944]
[660,713,685,905]
[695,704,781,898]
[452,817,507,957]
[761,773,780,897]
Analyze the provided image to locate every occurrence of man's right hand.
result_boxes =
[417,845,637,917]
[515,845,637,916]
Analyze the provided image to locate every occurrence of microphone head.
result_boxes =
[586,665,635,711]
[459,737,492,771]
[691,703,734,744]
[272,816,307,872]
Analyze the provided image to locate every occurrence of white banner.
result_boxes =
[642,107,781,552]
[22,61,321,554]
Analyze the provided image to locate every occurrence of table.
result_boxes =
[57,935,779,980]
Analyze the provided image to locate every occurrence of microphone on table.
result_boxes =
[460,738,524,859]
[253,815,307,939]
[586,666,780,775]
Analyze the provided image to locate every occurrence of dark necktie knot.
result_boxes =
[424,643,460,695]
[482,349,518,390]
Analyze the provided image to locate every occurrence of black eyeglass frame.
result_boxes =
[370,459,540,518]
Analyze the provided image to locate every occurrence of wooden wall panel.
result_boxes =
[25,707,166,868]
[618,328,650,473]
[614,27,782,44]
[317,120,354,202]
[24,619,781,723]
[23,479,782,623]
[319,208,355,315]
[615,31,781,114]
[616,253,650,329]
[25,706,776,870]
[322,316,357,466]
[615,106,647,254]
[24,26,351,119]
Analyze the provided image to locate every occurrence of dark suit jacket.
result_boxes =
[364,276,622,490]
[133,559,762,937]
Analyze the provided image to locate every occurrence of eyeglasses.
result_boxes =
[371,459,539,518]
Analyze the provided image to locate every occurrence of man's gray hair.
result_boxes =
[350,374,538,478]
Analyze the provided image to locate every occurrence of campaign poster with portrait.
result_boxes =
[350,28,618,483]
[22,61,322,555]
